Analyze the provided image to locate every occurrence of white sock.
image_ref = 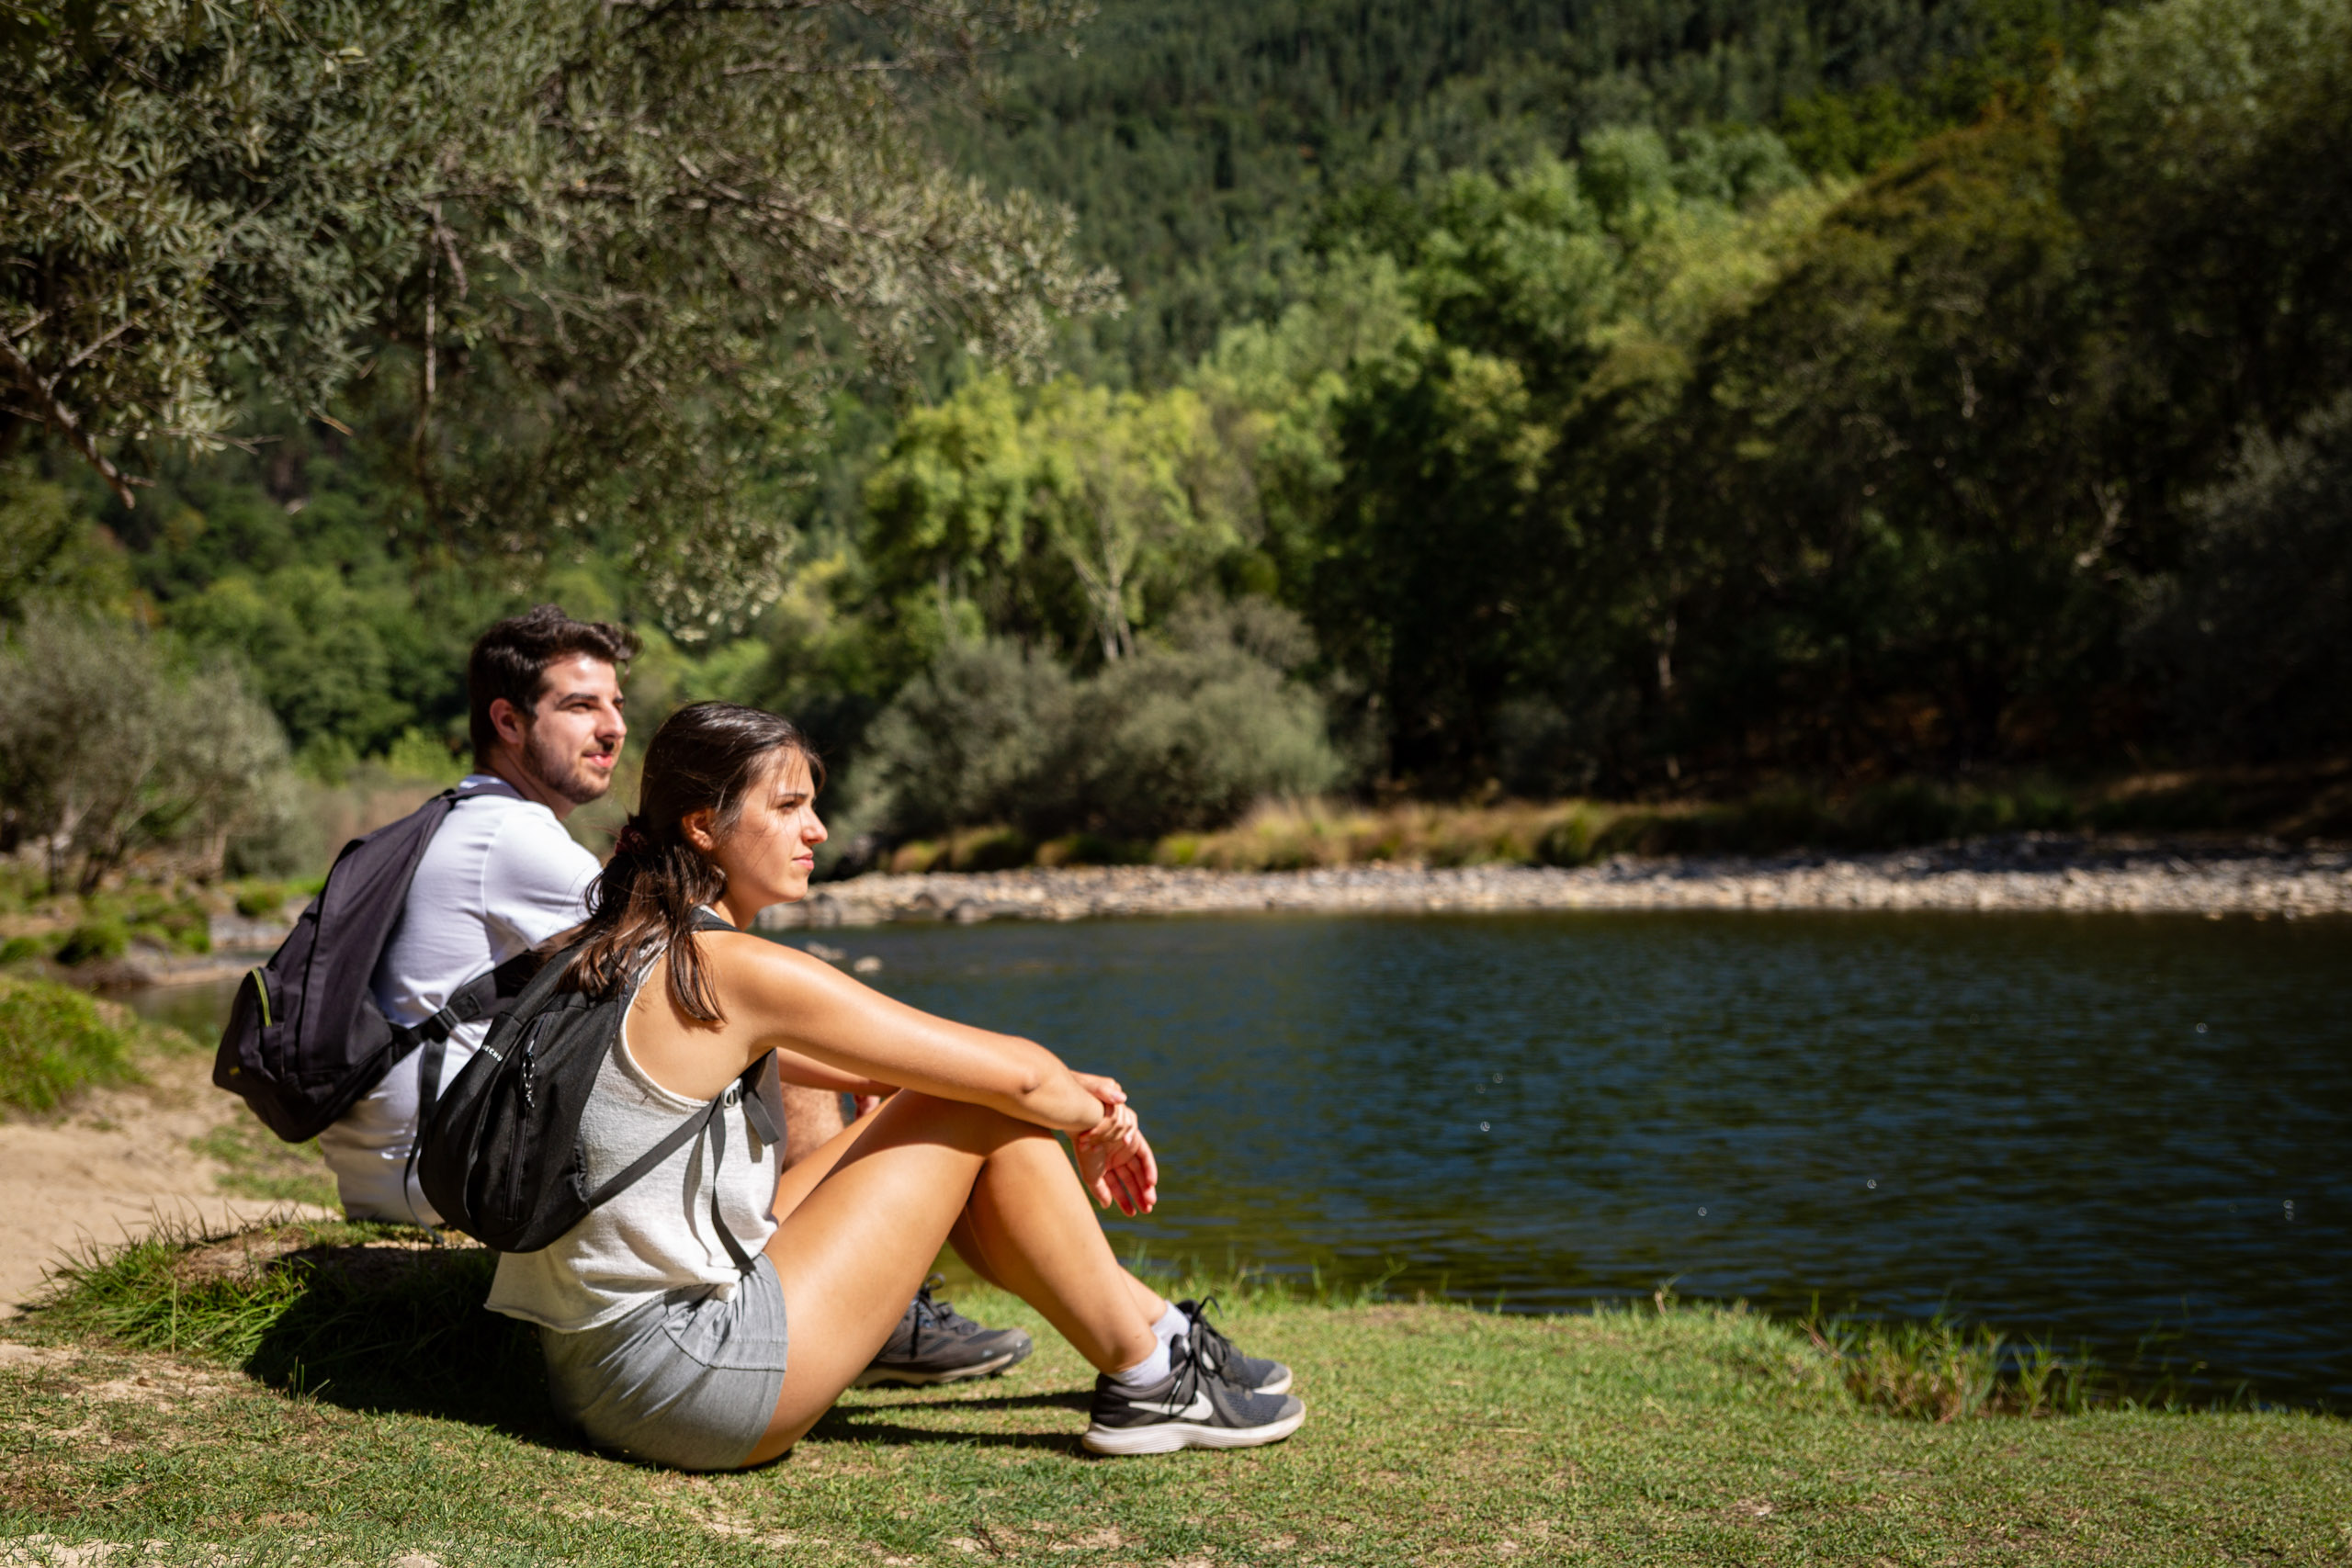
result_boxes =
[1108,1337,1172,1390]
[1149,1302,1188,1348]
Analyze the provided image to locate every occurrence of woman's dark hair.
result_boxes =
[566,702,823,1022]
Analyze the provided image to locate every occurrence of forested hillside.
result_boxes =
[942,0,2108,381]
[4,0,2347,885]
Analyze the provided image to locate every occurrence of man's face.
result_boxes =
[504,654,626,806]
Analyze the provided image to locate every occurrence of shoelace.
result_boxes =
[1156,1324,1212,1416]
[1180,1295,1240,1381]
[903,1276,967,1356]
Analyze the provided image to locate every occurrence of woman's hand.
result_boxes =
[1070,1071,1126,1110]
[1073,1093,1159,1216]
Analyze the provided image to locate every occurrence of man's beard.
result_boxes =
[521,725,615,807]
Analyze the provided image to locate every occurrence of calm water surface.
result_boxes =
[145,910,2350,1404]
[809,911,2348,1405]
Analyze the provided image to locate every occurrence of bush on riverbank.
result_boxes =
[7,1220,2345,1566]
[873,760,2352,876]
[0,862,331,973]
[0,976,149,1111]
[0,604,297,892]
[859,610,1341,846]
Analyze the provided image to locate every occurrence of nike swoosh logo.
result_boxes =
[1129,1391,1213,1420]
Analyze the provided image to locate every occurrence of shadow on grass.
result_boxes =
[802,1382,1098,1454]
[29,1218,1106,1458]
[243,1242,575,1442]
[29,1217,582,1450]
[808,1406,1086,1453]
[850,1389,1093,1415]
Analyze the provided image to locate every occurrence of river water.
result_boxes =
[145,909,2351,1405]
[824,910,2350,1407]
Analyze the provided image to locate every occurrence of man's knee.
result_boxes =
[776,1083,848,1168]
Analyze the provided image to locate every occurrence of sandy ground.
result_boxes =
[0,1049,333,1315]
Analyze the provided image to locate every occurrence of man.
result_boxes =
[322,604,1028,1384]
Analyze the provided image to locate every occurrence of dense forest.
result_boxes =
[3,0,2348,882]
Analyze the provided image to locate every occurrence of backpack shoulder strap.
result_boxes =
[576,1053,772,1276]
[388,949,541,1055]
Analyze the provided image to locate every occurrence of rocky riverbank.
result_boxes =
[56,835,2346,990]
[758,836,2352,930]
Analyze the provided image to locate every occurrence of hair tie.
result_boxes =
[615,820,652,856]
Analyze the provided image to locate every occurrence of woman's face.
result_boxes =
[706,748,828,909]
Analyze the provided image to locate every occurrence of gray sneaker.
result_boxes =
[1082,1330,1306,1455]
[853,1279,1034,1389]
[1178,1296,1292,1395]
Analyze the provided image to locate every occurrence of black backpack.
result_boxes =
[212,791,534,1145]
[416,908,776,1267]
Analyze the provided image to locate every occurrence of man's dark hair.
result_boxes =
[468,605,639,765]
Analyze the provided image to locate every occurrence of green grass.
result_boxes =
[3,1224,2345,1565]
[0,873,215,965]
[0,976,149,1112]
[187,1120,341,1210]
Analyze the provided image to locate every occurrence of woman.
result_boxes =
[486,701,1304,1469]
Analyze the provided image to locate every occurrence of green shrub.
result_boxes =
[0,934,45,964]
[1064,640,1340,839]
[948,825,1035,871]
[0,604,296,889]
[865,605,1340,846]
[0,976,141,1111]
[1426,818,1535,867]
[887,826,1038,873]
[1156,832,1205,866]
[129,898,210,954]
[234,882,292,919]
[52,917,129,965]
[887,839,945,874]
[861,639,1075,839]
[1037,831,1150,866]
[2136,389,2352,758]
[1536,807,1601,865]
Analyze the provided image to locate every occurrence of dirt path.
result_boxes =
[0,1050,334,1314]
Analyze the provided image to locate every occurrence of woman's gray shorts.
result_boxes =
[538,1256,790,1472]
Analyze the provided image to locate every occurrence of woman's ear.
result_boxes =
[681,807,718,855]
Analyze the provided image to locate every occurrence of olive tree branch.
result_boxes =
[0,331,145,507]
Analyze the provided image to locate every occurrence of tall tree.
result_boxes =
[864,373,1248,666]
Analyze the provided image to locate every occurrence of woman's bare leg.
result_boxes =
[743,1092,1158,1464]
[777,1104,1173,1327]
[948,1212,1170,1325]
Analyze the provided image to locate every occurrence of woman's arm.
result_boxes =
[693,933,1108,1134]
[770,1043,892,1097]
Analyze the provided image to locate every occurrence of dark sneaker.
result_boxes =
[1178,1296,1292,1395]
[1082,1331,1306,1456]
[853,1279,1035,1389]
